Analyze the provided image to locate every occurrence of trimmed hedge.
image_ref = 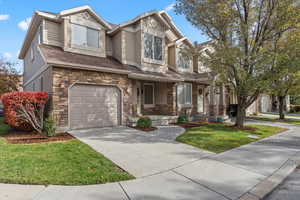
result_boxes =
[137,117,152,129]
[1,92,49,131]
[178,115,189,123]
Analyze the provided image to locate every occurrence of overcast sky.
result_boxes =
[0,0,209,71]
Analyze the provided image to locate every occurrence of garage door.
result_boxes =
[69,84,121,130]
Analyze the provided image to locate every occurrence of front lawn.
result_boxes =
[176,123,286,153]
[249,116,300,125]
[0,117,134,185]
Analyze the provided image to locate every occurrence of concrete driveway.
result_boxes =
[69,126,214,178]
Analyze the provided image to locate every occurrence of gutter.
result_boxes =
[128,73,183,82]
[47,60,131,75]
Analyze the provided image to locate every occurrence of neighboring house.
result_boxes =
[19,5,230,131]
[247,94,290,114]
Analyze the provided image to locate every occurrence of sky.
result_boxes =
[0,0,209,71]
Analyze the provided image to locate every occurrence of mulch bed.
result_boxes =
[129,126,158,132]
[4,130,75,144]
[173,122,209,129]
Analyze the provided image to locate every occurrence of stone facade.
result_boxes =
[141,82,177,115]
[51,67,133,128]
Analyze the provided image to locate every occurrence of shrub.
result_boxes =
[43,116,56,137]
[1,92,49,133]
[216,116,225,123]
[137,117,152,129]
[177,115,189,123]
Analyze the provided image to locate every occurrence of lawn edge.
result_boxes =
[239,153,300,200]
[176,123,288,154]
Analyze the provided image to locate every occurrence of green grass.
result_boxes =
[176,123,286,153]
[0,117,134,185]
[249,116,300,125]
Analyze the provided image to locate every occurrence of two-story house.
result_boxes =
[19,5,229,131]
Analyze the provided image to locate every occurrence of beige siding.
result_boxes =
[24,67,53,93]
[168,46,176,67]
[106,36,113,56]
[112,31,122,62]
[124,31,136,64]
[45,20,62,47]
[135,30,142,65]
[23,29,46,84]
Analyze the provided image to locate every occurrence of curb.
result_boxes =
[239,154,300,200]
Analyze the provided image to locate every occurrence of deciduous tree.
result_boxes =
[269,30,300,119]
[175,0,300,127]
[0,57,20,94]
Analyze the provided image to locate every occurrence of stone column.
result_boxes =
[218,85,227,116]
[209,83,217,120]
[167,83,177,116]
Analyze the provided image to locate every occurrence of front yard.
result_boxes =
[176,123,286,153]
[0,117,134,185]
[249,116,300,125]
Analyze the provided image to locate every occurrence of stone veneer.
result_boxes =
[51,67,133,128]
[141,82,177,115]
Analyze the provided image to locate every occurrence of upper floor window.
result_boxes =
[144,33,163,61]
[30,46,35,62]
[178,54,190,69]
[71,24,99,48]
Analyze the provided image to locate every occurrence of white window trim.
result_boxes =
[177,83,193,106]
[71,23,100,49]
[142,32,165,65]
[30,46,35,62]
[143,83,155,108]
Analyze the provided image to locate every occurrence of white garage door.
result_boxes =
[69,84,121,130]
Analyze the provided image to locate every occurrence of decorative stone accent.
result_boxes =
[51,67,133,128]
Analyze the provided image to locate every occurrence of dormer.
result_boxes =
[60,6,112,57]
[168,38,194,73]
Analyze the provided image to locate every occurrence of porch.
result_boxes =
[128,72,230,126]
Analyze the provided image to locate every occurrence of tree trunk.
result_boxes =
[235,104,246,128]
[278,96,285,120]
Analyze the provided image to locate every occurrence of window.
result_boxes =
[144,33,163,61]
[177,83,192,105]
[71,24,99,48]
[178,52,190,69]
[32,82,36,91]
[144,83,154,106]
[30,47,35,61]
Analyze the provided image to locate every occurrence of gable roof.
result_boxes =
[108,10,171,35]
[59,5,112,29]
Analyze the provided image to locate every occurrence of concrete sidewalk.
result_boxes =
[1,122,300,200]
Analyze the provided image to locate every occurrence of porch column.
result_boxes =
[209,82,217,120]
[167,83,177,116]
[218,84,227,116]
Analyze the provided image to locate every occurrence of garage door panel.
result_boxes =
[69,84,121,130]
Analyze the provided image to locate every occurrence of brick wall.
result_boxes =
[51,67,133,128]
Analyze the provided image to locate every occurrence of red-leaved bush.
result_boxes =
[1,92,49,133]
